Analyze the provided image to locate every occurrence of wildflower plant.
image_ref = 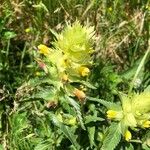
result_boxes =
[15,21,150,150]
[19,21,96,149]
[88,46,150,149]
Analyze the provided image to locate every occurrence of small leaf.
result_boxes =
[85,115,104,124]
[77,80,97,89]
[51,114,80,150]
[66,96,86,130]
[125,143,134,150]
[102,123,121,150]
[34,140,53,150]
[33,88,56,101]
[87,126,96,148]
[3,31,16,40]
[87,96,121,110]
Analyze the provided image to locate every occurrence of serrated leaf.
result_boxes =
[87,126,96,148]
[28,78,61,87]
[102,123,121,150]
[51,114,80,150]
[125,143,134,150]
[87,96,121,110]
[77,80,97,89]
[66,96,85,130]
[34,139,53,150]
[85,115,104,124]
[33,88,56,100]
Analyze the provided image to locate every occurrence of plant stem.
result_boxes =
[128,40,150,94]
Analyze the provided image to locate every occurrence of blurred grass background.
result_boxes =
[0,0,150,149]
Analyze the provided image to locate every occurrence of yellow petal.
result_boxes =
[106,110,117,119]
[35,71,40,76]
[25,28,31,33]
[143,120,150,128]
[38,44,50,56]
[67,117,77,126]
[78,67,90,77]
[125,130,132,141]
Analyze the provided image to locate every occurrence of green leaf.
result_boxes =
[3,31,16,40]
[129,47,150,93]
[87,126,96,148]
[87,96,121,110]
[120,58,142,80]
[34,139,53,150]
[33,88,56,101]
[85,115,104,124]
[34,140,53,150]
[144,85,150,92]
[66,96,85,130]
[77,80,97,89]
[51,114,80,150]
[28,78,61,87]
[125,143,134,150]
[0,145,3,150]
[101,123,121,150]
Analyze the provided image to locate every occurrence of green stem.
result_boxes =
[128,41,150,94]
[19,42,27,72]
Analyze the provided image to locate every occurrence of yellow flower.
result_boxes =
[107,110,117,119]
[146,5,150,11]
[78,67,90,77]
[35,71,40,76]
[125,130,132,141]
[38,44,50,56]
[142,120,150,128]
[25,28,31,33]
[67,117,77,126]
[108,7,112,12]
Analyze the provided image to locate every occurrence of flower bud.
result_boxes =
[38,44,50,56]
[35,71,40,76]
[74,88,86,100]
[78,67,90,77]
[125,130,132,141]
[67,117,77,126]
[37,61,48,73]
[106,110,123,120]
[107,110,117,119]
[142,120,150,128]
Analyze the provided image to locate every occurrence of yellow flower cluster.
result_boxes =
[106,91,150,141]
[37,22,94,82]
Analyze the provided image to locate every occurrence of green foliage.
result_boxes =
[51,113,80,149]
[102,123,121,150]
[0,0,150,150]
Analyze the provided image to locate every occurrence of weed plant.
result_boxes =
[0,0,150,150]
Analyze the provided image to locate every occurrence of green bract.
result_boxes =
[54,21,95,64]
[108,91,150,129]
